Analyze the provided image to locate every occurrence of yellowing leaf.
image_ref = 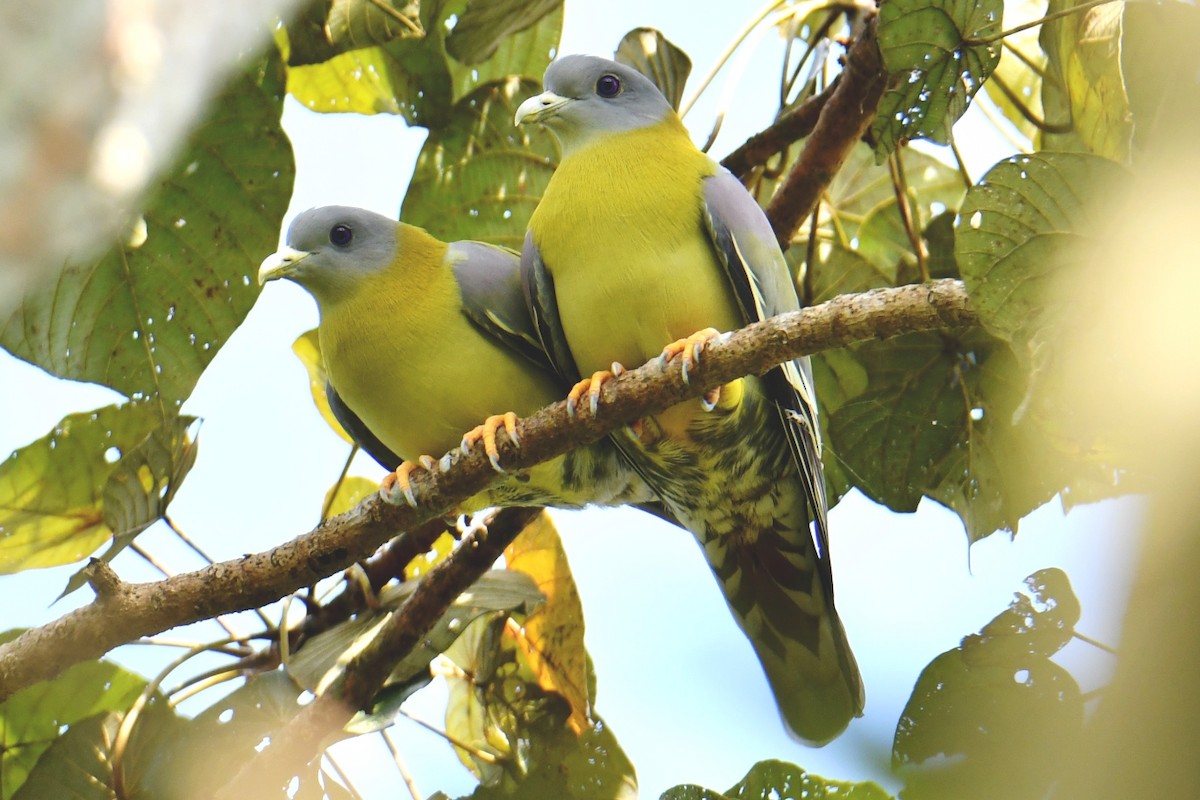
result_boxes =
[404,530,457,581]
[291,328,354,445]
[504,511,590,733]
[0,403,191,573]
[321,476,379,519]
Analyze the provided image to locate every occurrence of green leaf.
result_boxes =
[827,329,1061,541]
[955,152,1129,356]
[0,57,293,411]
[285,0,425,66]
[287,0,560,123]
[445,0,561,66]
[662,759,893,800]
[979,0,1045,145]
[872,0,1002,160]
[321,475,380,519]
[615,28,692,111]
[0,652,147,800]
[0,403,193,573]
[402,78,559,248]
[1039,0,1132,161]
[893,570,1084,800]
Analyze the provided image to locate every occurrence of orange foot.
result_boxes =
[659,328,724,410]
[460,412,520,473]
[566,362,625,418]
[380,454,437,508]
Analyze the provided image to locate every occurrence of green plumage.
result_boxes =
[518,56,864,744]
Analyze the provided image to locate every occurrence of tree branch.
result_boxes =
[0,279,976,702]
[765,17,887,245]
[721,80,836,180]
[215,506,541,799]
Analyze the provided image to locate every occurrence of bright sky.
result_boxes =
[0,2,1145,798]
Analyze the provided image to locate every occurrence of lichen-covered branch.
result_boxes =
[0,279,976,702]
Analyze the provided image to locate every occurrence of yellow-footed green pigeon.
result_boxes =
[515,56,863,744]
[258,206,655,513]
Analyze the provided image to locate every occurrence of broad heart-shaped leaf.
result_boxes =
[504,512,590,734]
[662,759,893,800]
[0,641,147,800]
[826,328,1058,542]
[285,569,543,731]
[1039,0,1132,161]
[615,27,693,111]
[285,0,424,67]
[893,570,1083,800]
[293,328,355,445]
[0,403,195,573]
[0,57,293,411]
[401,78,560,249]
[871,0,1002,160]
[286,0,560,123]
[955,152,1129,356]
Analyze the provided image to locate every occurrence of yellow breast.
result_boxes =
[530,118,742,375]
[318,226,562,460]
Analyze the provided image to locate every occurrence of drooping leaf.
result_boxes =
[662,759,893,800]
[615,28,692,111]
[287,0,560,122]
[445,0,561,66]
[1120,0,1200,153]
[894,570,1084,800]
[402,78,560,248]
[285,0,425,66]
[0,56,294,410]
[0,403,193,573]
[0,647,147,800]
[872,0,1003,159]
[504,512,590,733]
[1039,0,1132,161]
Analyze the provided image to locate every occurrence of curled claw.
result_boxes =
[380,459,430,508]
[460,412,519,473]
[700,387,721,412]
[567,369,617,419]
[659,327,722,385]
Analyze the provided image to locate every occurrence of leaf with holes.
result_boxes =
[663,759,893,800]
[827,329,1063,542]
[0,403,193,573]
[0,57,292,411]
[872,0,1002,160]
[1040,0,1132,160]
[402,78,560,248]
[955,152,1129,355]
[894,570,1083,799]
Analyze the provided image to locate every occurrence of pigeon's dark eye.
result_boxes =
[329,224,353,246]
[596,74,621,98]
